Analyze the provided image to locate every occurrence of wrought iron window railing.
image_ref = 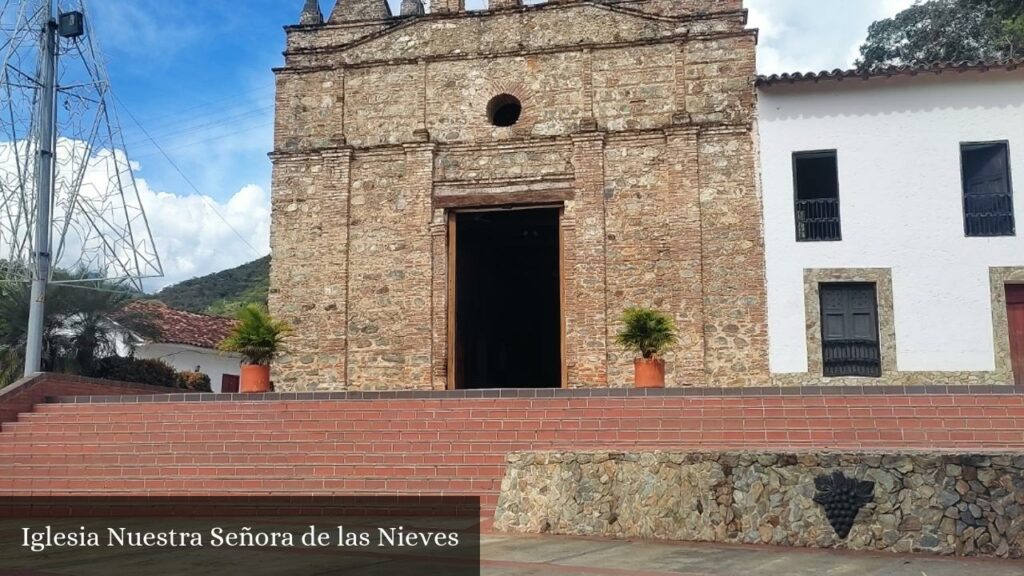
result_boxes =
[822,339,881,378]
[964,192,1015,237]
[796,198,841,241]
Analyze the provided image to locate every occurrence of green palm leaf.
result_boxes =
[614,307,678,360]
[218,304,291,366]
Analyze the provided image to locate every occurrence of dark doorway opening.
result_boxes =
[961,142,1014,237]
[453,207,561,389]
[793,150,841,241]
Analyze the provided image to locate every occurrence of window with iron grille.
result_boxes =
[820,283,881,378]
[793,151,841,241]
[962,142,1014,237]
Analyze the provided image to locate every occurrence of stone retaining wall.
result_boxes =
[493,451,1024,558]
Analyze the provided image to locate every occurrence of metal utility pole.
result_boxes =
[23,0,57,377]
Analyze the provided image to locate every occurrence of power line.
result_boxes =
[122,101,274,145]
[109,88,275,149]
[111,92,264,260]
[122,105,273,150]
[134,83,274,125]
[129,121,273,158]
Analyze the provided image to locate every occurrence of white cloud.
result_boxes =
[1,137,268,293]
[746,0,919,74]
[746,4,787,41]
[138,179,269,292]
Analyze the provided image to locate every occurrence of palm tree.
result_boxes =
[0,273,137,388]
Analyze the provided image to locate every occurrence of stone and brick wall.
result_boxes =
[4,385,1024,557]
[494,451,1024,558]
[269,0,767,390]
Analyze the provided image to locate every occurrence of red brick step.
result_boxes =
[2,389,1023,521]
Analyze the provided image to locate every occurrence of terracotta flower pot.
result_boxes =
[240,364,272,393]
[634,358,665,388]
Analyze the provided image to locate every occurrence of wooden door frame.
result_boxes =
[1006,283,1024,388]
[446,205,567,391]
[447,211,457,390]
[558,206,568,389]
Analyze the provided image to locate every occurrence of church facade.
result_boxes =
[269,0,768,391]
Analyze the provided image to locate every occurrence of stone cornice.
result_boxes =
[271,123,754,157]
[401,141,437,153]
[281,31,753,72]
[439,136,573,153]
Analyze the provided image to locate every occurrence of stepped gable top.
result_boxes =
[286,0,749,30]
[113,300,237,350]
[280,0,751,68]
[300,0,324,25]
[757,58,1024,87]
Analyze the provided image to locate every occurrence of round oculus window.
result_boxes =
[487,94,522,127]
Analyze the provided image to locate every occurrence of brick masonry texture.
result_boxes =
[3,390,1024,531]
[0,374,173,425]
[269,0,768,391]
[494,451,1024,558]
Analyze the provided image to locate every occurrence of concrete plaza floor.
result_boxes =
[2,528,1022,575]
[478,534,1024,576]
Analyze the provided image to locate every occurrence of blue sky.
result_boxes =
[90,0,287,207]
[77,0,915,290]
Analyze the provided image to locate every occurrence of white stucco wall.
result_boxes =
[134,343,242,393]
[758,70,1024,374]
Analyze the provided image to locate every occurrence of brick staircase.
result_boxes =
[2,387,1024,520]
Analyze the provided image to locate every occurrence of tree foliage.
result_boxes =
[176,370,213,392]
[0,274,137,387]
[856,0,1023,71]
[155,256,269,316]
[86,356,181,389]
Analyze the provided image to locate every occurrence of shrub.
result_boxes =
[177,371,212,393]
[86,356,180,389]
[218,304,291,366]
[615,307,678,359]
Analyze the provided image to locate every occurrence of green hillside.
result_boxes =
[154,256,270,316]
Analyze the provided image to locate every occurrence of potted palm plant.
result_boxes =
[218,305,290,393]
[615,307,678,388]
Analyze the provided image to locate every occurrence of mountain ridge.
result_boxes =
[154,256,270,316]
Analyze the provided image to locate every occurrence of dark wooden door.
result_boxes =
[820,283,882,377]
[1007,285,1024,387]
[221,374,240,394]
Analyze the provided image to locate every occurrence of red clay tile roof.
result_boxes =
[756,58,1024,87]
[114,300,237,350]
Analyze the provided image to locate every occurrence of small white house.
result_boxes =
[757,60,1024,387]
[114,300,243,393]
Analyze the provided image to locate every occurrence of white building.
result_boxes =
[114,301,243,393]
[758,60,1024,387]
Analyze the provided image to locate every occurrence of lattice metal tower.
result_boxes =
[0,0,163,376]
